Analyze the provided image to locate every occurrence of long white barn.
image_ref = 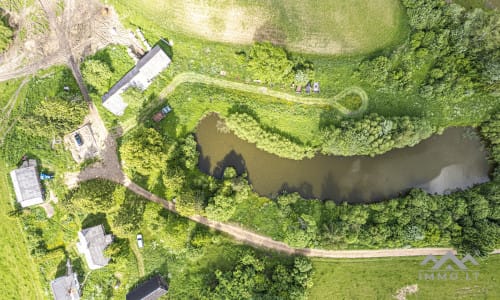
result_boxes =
[102,45,171,116]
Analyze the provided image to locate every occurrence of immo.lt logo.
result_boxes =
[419,252,479,281]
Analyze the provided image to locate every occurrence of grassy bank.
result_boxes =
[310,255,500,299]
[108,0,408,55]
[0,161,44,299]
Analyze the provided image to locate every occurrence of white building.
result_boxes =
[9,159,44,208]
[102,45,171,116]
[76,225,113,270]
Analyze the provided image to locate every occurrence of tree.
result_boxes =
[321,113,434,156]
[81,59,112,95]
[246,42,294,85]
[19,97,87,138]
[67,179,116,213]
[0,16,13,53]
[120,126,168,176]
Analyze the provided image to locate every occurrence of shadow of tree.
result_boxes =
[81,212,111,233]
[212,150,247,179]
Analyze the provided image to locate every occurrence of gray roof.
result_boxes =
[51,260,80,300]
[79,225,113,267]
[102,45,170,103]
[126,276,168,300]
[9,159,44,207]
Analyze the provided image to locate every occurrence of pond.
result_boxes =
[196,114,491,203]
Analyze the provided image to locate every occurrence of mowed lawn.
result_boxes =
[310,256,500,299]
[0,161,44,299]
[110,0,407,54]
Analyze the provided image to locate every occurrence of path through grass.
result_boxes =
[121,72,368,132]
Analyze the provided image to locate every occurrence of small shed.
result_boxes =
[50,259,80,300]
[9,159,44,208]
[126,276,169,300]
[76,225,113,270]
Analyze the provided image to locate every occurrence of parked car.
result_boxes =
[136,234,144,248]
[74,133,83,146]
[152,105,172,122]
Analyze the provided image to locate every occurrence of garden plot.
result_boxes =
[65,123,99,163]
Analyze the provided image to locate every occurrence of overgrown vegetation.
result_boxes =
[0,15,13,53]
[1,66,86,171]
[81,45,135,96]
[358,0,499,125]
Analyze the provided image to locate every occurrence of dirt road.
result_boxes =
[0,0,141,83]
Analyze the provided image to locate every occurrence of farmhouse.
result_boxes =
[126,275,169,300]
[9,159,44,208]
[102,45,171,116]
[50,259,80,300]
[76,225,113,270]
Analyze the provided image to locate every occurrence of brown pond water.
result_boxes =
[196,114,491,203]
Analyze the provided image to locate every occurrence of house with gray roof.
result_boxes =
[102,45,171,116]
[126,275,168,300]
[76,225,113,270]
[9,159,44,207]
[50,259,80,300]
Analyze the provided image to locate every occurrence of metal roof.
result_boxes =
[9,159,43,207]
[102,45,171,116]
[77,225,113,269]
[126,276,168,300]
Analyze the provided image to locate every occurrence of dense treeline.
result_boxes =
[225,113,316,160]
[321,113,435,156]
[358,0,499,122]
[281,186,498,256]
[200,170,499,256]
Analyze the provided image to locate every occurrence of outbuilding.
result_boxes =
[9,159,44,208]
[50,259,80,300]
[102,45,171,116]
[76,225,113,270]
[126,275,168,300]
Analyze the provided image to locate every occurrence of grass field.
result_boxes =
[0,161,45,299]
[310,256,500,299]
[110,0,408,55]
